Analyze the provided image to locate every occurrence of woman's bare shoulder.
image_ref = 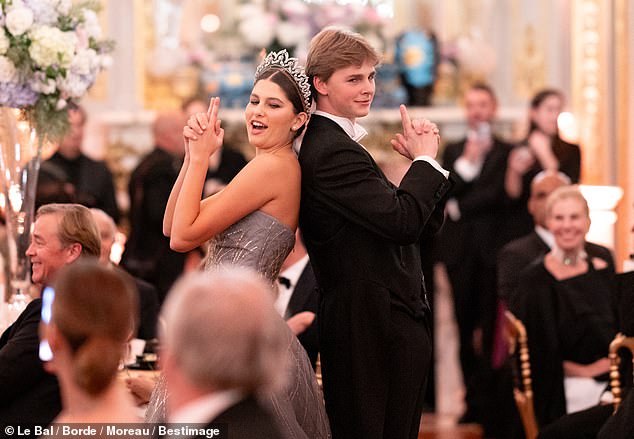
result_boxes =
[244,152,300,179]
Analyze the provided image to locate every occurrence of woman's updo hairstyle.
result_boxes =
[253,50,312,139]
[51,260,138,396]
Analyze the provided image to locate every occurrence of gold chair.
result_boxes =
[504,310,538,439]
[608,333,634,413]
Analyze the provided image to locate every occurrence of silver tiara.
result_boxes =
[254,50,311,113]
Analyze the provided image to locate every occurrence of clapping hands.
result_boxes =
[391,104,440,160]
[183,97,225,162]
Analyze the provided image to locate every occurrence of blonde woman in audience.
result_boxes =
[40,260,140,422]
[511,186,616,429]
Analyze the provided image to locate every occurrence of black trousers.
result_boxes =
[319,280,432,439]
[446,258,497,384]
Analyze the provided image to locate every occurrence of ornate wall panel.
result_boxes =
[614,0,633,267]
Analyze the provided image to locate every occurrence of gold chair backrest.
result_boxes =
[504,310,538,439]
[608,333,634,413]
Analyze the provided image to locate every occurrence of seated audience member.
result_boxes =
[160,268,287,438]
[38,106,120,222]
[498,171,614,303]
[511,187,617,429]
[539,212,634,439]
[91,208,159,340]
[598,388,634,439]
[142,268,331,438]
[276,230,319,369]
[0,203,101,425]
[40,260,139,422]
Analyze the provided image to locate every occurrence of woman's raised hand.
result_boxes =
[183,97,225,161]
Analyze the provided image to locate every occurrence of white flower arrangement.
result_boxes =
[0,0,113,141]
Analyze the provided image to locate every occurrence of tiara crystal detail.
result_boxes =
[255,50,312,113]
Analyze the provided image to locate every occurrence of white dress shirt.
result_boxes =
[275,254,310,318]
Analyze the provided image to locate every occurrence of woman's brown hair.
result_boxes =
[52,261,138,396]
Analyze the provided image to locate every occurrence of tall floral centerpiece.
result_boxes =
[0,0,112,311]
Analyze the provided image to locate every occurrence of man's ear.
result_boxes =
[65,242,83,264]
[313,76,328,96]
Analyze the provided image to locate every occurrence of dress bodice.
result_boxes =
[204,210,295,283]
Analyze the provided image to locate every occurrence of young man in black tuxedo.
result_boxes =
[298,28,451,439]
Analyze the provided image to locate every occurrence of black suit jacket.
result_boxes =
[121,148,187,302]
[0,299,61,424]
[134,277,160,340]
[285,262,319,369]
[438,137,512,267]
[298,114,452,320]
[497,230,615,302]
[194,396,284,439]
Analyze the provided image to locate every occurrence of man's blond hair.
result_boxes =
[305,27,381,101]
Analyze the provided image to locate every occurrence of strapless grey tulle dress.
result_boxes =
[145,211,331,439]
[203,210,295,284]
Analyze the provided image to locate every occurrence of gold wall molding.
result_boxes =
[571,0,609,185]
[614,0,632,268]
[572,0,632,267]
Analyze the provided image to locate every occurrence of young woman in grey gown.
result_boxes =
[158,50,330,439]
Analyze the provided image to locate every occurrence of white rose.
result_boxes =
[0,32,10,55]
[29,77,57,94]
[0,56,17,82]
[82,9,102,39]
[5,7,34,36]
[57,73,90,98]
[29,26,77,68]
[71,48,97,76]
